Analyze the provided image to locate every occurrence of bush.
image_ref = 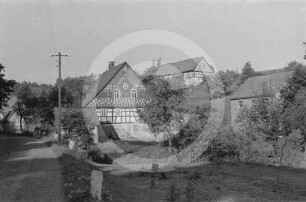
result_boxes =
[172,104,210,150]
[168,183,180,201]
[188,169,201,180]
[185,182,195,201]
[234,131,274,165]
[204,126,239,163]
[274,130,304,168]
[22,131,34,137]
[61,108,95,150]
[87,146,113,164]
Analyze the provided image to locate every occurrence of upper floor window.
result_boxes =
[101,109,107,116]
[114,89,120,98]
[131,89,137,99]
[239,100,243,108]
[115,109,121,116]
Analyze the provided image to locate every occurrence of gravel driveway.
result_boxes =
[0,134,63,202]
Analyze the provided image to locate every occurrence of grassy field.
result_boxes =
[46,138,306,202]
[102,162,306,202]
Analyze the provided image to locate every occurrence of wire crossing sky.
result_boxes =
[0,0,306,84]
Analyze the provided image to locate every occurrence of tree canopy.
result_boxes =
[240,61,261,83]
[13,85,38,132]
[0,63,16,109]
[139,76,189,153]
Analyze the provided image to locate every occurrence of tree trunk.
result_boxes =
[19,116,23,133]
[277,136,288,188]
[168,137,173,155]
[167,130,173,155]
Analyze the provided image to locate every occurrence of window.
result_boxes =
[114,89,120,98]
[101,109,107,116]
[115,109,121,116]
[131,89,137,99]
[239,100,243,108]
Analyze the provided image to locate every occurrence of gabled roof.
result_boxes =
[82,62,130,107]
[0,111,15,123]
[155,57,213,76]
[230,71,293,100]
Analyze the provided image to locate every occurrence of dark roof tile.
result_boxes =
[82,62,129,107]
[155,57,212,76]
[230,71,293,100]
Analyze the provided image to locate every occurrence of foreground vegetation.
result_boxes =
[101,162,306,202]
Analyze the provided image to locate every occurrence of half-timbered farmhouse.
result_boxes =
[154,57,215,86]
[83,57,215,126]
[83,61,148,124]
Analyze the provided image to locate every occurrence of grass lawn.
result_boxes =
[102,162,306,202]
[47,139,306,201]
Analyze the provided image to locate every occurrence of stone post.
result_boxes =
[92,125,99,144]
[90,170,103,200]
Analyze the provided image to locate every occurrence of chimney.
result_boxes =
[152,60,156,67]
[152,58,161,67]
[109,61,115,70]
[157,58,161,67]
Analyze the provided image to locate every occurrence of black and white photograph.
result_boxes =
[1,0,306,201]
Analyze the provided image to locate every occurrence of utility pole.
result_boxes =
[51,52,68,143]
[303,42,306,59]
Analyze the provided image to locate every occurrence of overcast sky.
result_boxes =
[1,0,306,84]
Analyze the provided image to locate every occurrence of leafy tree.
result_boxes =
[47,85,74,108]
[37,85,74,124]
[60,74,98,107]
[206,74,225,99]
[280,66,306,139]
[142,65,159,78]
[236,94,283,142]
[240,61,261,83]
[282,88,306,139]
[219,70,241,94]
[172,103,210,150]
[0,63,16,109]
[61,108,95,150]
[280,66,306,108]
[139,76,189,154]
[284,61,303,72]
[13,86,38,132]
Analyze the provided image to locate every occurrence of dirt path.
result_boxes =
[0,134,63,202]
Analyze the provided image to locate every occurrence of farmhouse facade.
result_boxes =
[84,57,215,126]
[83,61,148,124]
[230,71,293,126]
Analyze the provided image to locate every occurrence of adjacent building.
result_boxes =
[154,57,215,86]
[230,71,293,126]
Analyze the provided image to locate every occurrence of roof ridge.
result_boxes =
[166,56,203,66]
[82,61,128,107]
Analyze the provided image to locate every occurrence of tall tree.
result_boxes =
[284,61,303,72]
[219,70,241,95]
[281,66,306,138]
[13,86,38,132]
[139,76,189,154]
[0,63,16,109]
[280,66,306,108]
[38,85,74,123]
[240,62,261,83]
[142,65,159,78]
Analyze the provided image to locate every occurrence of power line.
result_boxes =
[43,0,55,52]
